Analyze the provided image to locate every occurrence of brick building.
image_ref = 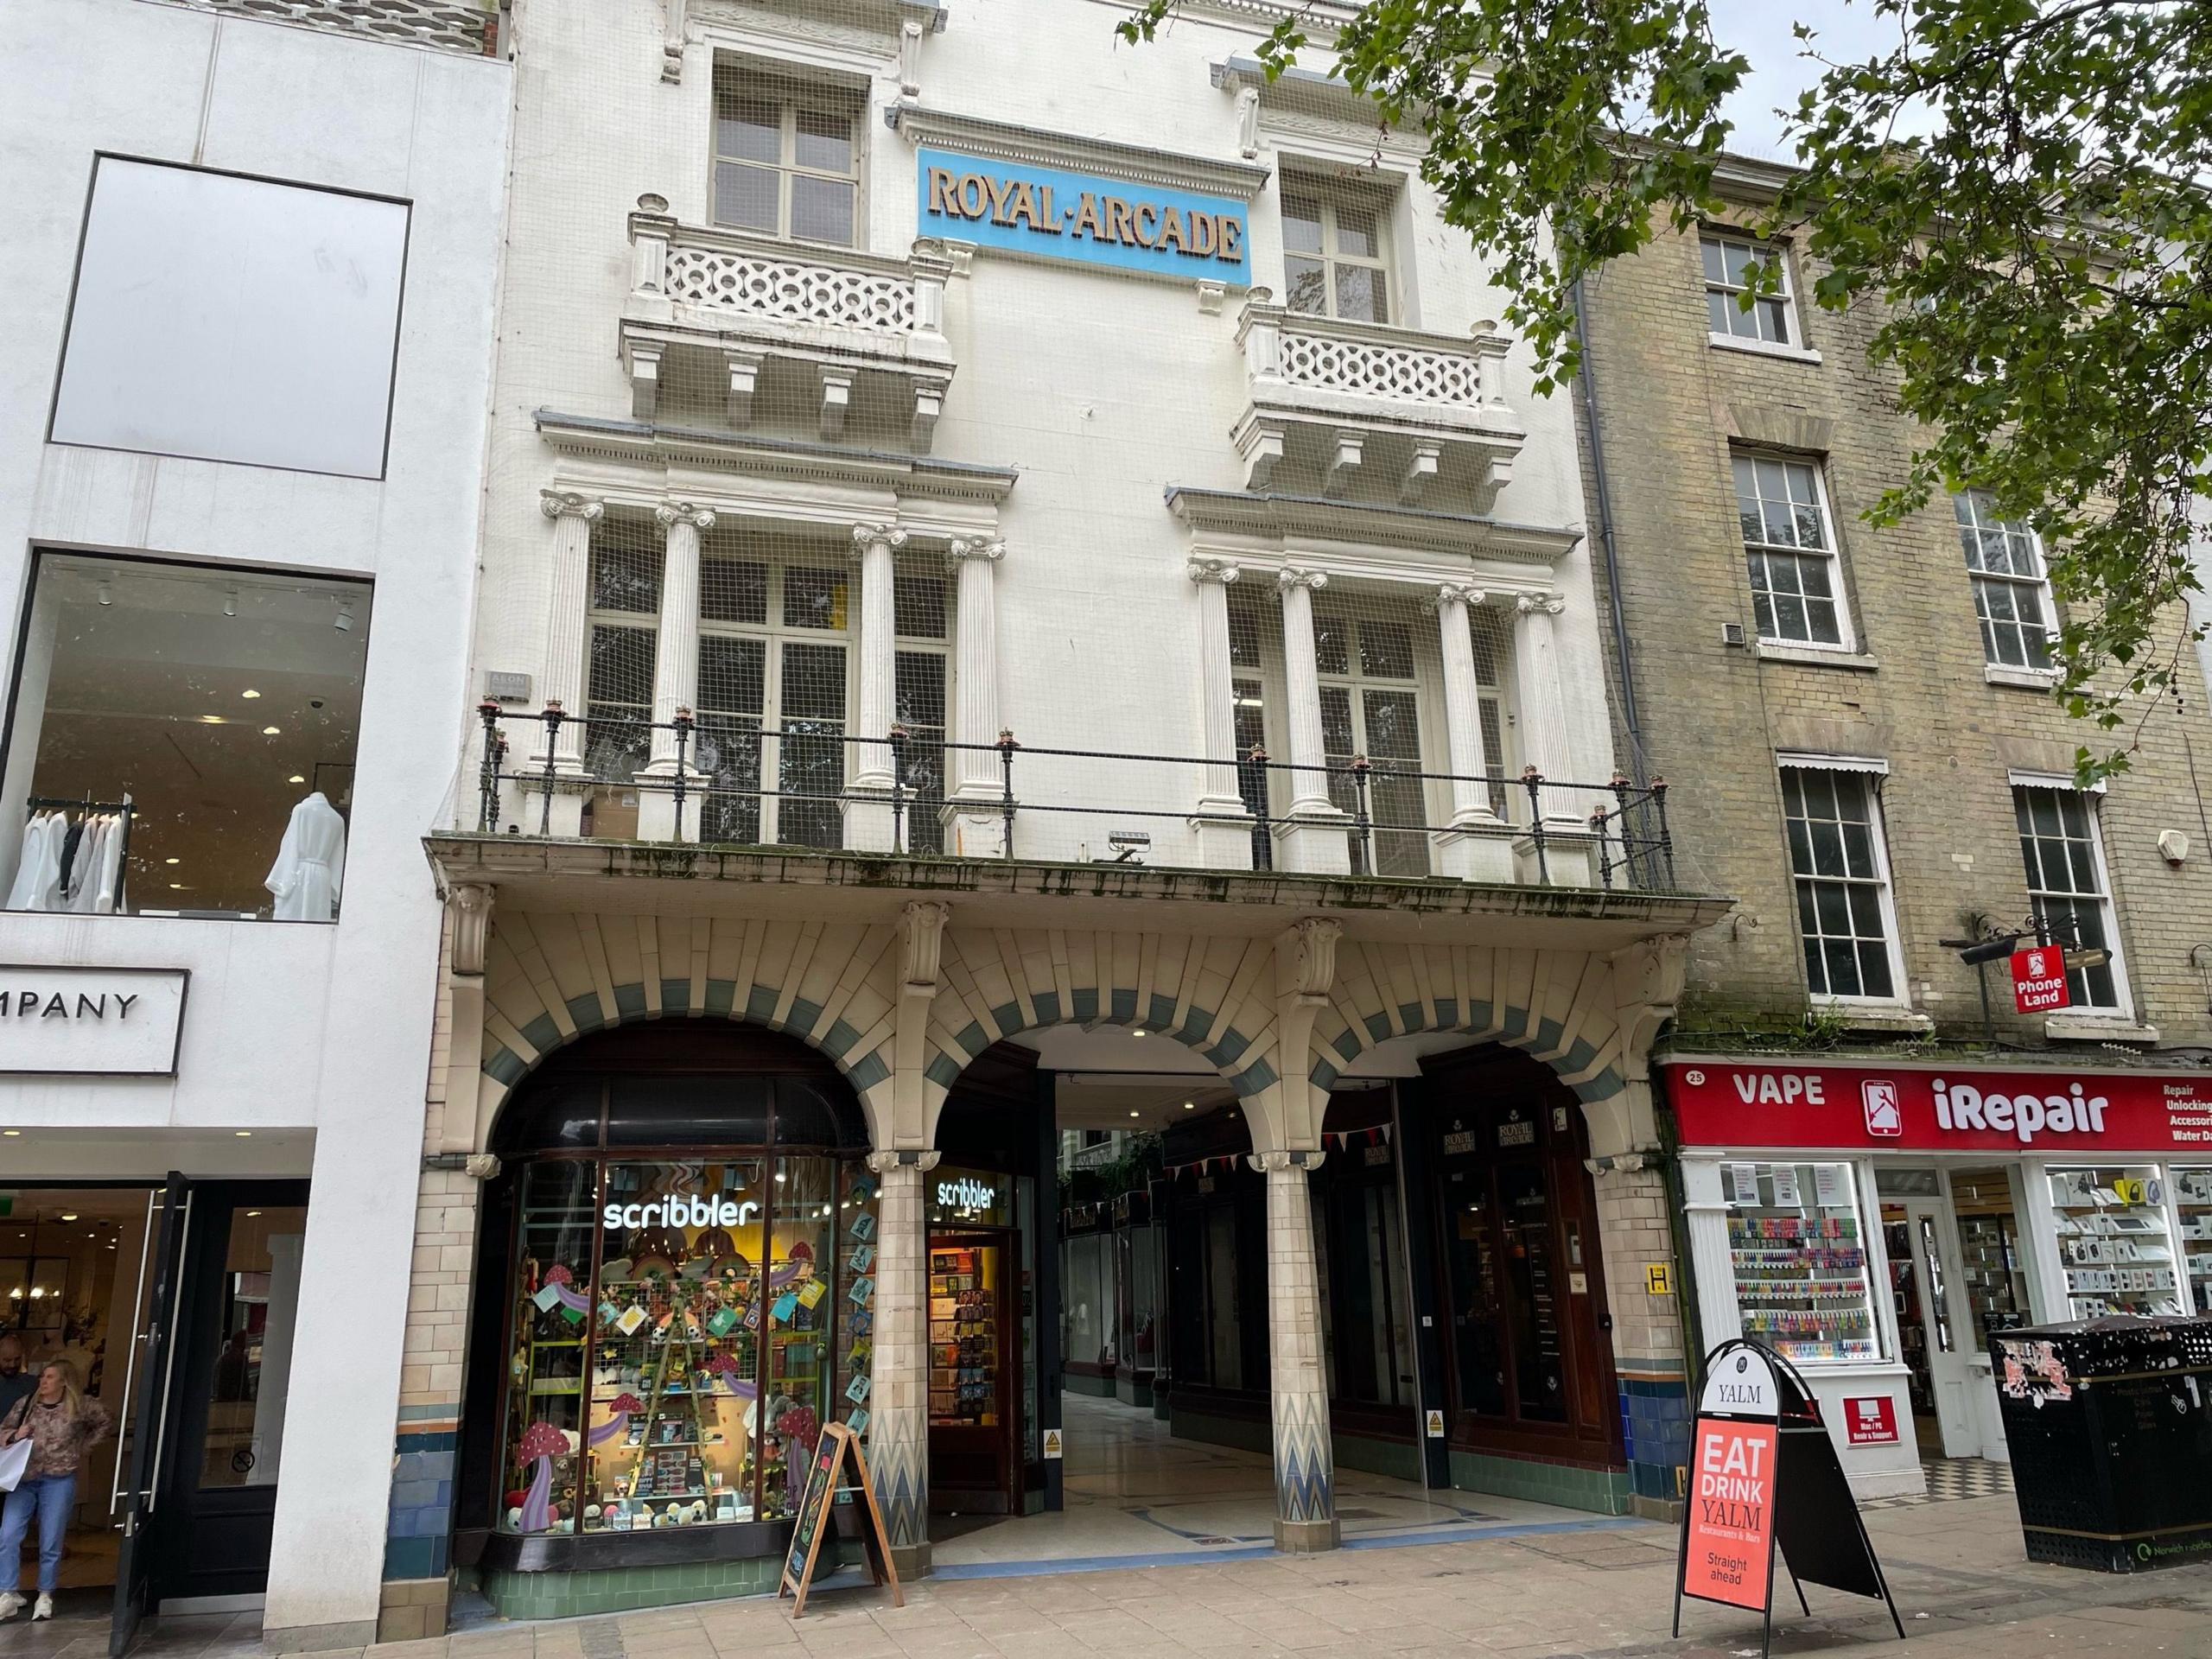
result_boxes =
[1574,154,2212,1497]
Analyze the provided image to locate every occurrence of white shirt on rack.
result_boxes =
[6,812,62,912]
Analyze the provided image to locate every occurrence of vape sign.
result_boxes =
[2012,946,2071,1014]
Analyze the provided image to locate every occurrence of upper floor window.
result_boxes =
[1954,492,2055,671]
[2013,785,2126,1010]
[1282,183,1390,324]
[1779,760,1904,1004]
[1735,454,1851,648]
[3,552,370,922]
[712,72,862,246]
[1702,232,1794,347]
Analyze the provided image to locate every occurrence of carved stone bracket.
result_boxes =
[1278,916,1341,1005]
[448,883,494,977]
[900,899,950,991]
[866,1148,944,1175]
[1249,1148,1325,1173]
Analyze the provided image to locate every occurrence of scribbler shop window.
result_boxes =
[1,553,369,921]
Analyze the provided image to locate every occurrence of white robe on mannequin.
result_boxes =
[265,792,347,922]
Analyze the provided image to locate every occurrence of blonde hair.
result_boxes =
[35,1359,83,1424]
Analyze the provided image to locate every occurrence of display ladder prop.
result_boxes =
[1673,1337,1905,1659]
[778,1421,901,1618]
[624,1321,711,1509]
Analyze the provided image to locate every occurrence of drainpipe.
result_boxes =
[1571,276,1645,776]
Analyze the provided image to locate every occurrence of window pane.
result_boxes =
[1361,689,1422,763]
[1357,619,1416,680]
[1285,256,1327,315]
[701,559,767,626]
[783,567,848,631]
[1725,240,1758,286]
[592,541,661,614]
[1319,685,1356,758]
[715,96,781,162]
[499,1162,594,1534]
[193,1204,311,1488]
[714,162,779,233]
[1700,238,1728,285]
[779,642,847,722]
[1333,203,1381,259]
[1757,298,1789,343]
[1707,291,1732,334]
[698,636,766,716]
[1282,198,1324,255]
[1334,264,1386,323]
[792,105,854,174]
[893,572,949,639]
[790,175,854,246]
[1313,610,1351,677]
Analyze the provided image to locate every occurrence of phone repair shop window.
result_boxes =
[1,553,371,922]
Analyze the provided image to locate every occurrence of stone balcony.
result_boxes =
[1232,296,1526,509]
[617,197,957,448]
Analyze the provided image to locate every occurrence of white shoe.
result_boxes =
[0,1592,22,1620]
[31,1594,51,1621]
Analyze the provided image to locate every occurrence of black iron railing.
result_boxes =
[473,701,1677,890]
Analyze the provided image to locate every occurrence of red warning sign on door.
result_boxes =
[1685,1418,1777,1611]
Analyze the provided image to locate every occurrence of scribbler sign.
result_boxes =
[1688,1418,1777,1611]
[2012,945,2071,1014]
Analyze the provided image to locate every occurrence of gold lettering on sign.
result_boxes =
[1218,218,1243,262]
[1189,213,1217,257]
[957,175,988,218]
[1035,183,1060,233]
[1069,192,1104,241]
[1154,206,1187,253]
[1104,196,1136,245]
[983,174,1019,225]
[927,168,959,216]
[1133,202,1160,247]
[1006,180,1039,229]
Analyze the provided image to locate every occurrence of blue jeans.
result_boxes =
[1,1471,74,1595]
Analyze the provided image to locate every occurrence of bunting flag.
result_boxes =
[1322,1124,1394,1154]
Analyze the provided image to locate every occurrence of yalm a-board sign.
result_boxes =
[0,966,188,1076]
[1663,1060,2212,1154]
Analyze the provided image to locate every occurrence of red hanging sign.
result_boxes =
[2011,945,2071,1014]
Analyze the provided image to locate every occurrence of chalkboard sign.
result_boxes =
[778,1421,902,1618]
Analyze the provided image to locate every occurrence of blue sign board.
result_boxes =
[916,145,1249,283]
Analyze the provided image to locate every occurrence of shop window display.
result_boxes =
[2176,1166,2212,1313]
[2047,1166,2183,1317]
[1722,1160,1878,1362]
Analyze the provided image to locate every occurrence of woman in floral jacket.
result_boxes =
[1,1360,112,1622]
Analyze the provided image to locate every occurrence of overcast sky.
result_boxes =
[1705,1,1927,161]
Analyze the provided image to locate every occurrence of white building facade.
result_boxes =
[390,0,1728,1636]
[0,0,510,1648]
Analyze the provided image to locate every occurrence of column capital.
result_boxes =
[1277,566,1328,594]
[1427,582,1486,613]
[866,1149,944,1174]
[944,536,1006,568]
[1187,556,1241,587]
[539,489,604,523]
[1514,591,1567,618]
[852,521,910,557]
[655,500,715,531]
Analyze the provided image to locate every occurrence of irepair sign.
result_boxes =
[916,147,1249,282]
[1664,1060,2212,1153]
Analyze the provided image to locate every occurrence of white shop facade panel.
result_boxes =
[1661,1057,2212,1495]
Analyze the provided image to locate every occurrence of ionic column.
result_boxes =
[645,501,713,769]
[1273,567,1350,874]
[1188,559,1253,869]
[945,537,1005,799]
[1512,592,1579,821]
[1255,1149,1338,1551]
[865,1150,939,1578]
[537,490,602,771]
[850,523,908,792]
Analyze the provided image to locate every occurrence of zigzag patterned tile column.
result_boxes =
[1259,1148,1340,1551]
[866,1150,938,1577]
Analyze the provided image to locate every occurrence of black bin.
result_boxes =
[1992,1316,2212,1572]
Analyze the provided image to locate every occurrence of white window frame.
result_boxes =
[709,66,866,248]
[1702,231,1808,354]
[1280,177,1395,326]
[1735,453,1859,652]
[1954,491,2058,675]
[2007,772,2132,1014]
[1777,753,1911,1009]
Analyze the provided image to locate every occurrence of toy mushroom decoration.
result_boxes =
[515,1419,569,1533]
[588,1391,646,1446]
[775,1405,820,1503]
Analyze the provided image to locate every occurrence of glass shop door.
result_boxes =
[925,1235,1018,1516]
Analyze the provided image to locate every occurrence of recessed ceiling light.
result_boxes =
[165,857,180,866]
[1128,1110,1141,1118]
[200,715,225,724]
[1,1129,18,1137]
[1182,1101,1196,1110]
[241,689,261,699]
[1131,1029,1147,1039]
[234,1130,252,1137]
[59,1214,77,1223]
[262,726,281,735]
[247,1211,262,1218]
[288,774,305,785]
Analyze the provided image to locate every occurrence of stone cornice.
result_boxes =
[886,105,1274,200]
[1164,484,1581,566]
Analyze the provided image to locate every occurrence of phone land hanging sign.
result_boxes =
[1664,1061,2212,1153]
[917,148,1250,283]
[2011,945,2071,1014]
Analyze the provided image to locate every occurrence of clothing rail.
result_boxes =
[23,792,135,913]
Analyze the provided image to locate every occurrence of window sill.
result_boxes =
[1709,332,1823,365]
[1812,1003,1935,1035]
[2044,1012,2159,1044]
[1758,642,1879,671]
[1984,664,2060,691]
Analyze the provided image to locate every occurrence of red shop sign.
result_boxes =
[2011,946,2070,1014]
[1663,1060,2212,1154]
[1843,1396,1897,1446]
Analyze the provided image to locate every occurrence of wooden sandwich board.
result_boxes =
[778,1421,903,1618]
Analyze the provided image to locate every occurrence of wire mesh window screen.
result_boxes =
[696,529,849,849]
[2013,786,2120,1007]
[711,67,864,246]
[893,556,951,855]
[584,518,664,779]
[1781,766,1897,1001]
[1313,588,1431,876]
[1467,606,1512,817]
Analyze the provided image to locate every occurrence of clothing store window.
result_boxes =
[2,552,369,920]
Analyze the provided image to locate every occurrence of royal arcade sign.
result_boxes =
[917,146,1250,283]
[0,964,188,1077]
